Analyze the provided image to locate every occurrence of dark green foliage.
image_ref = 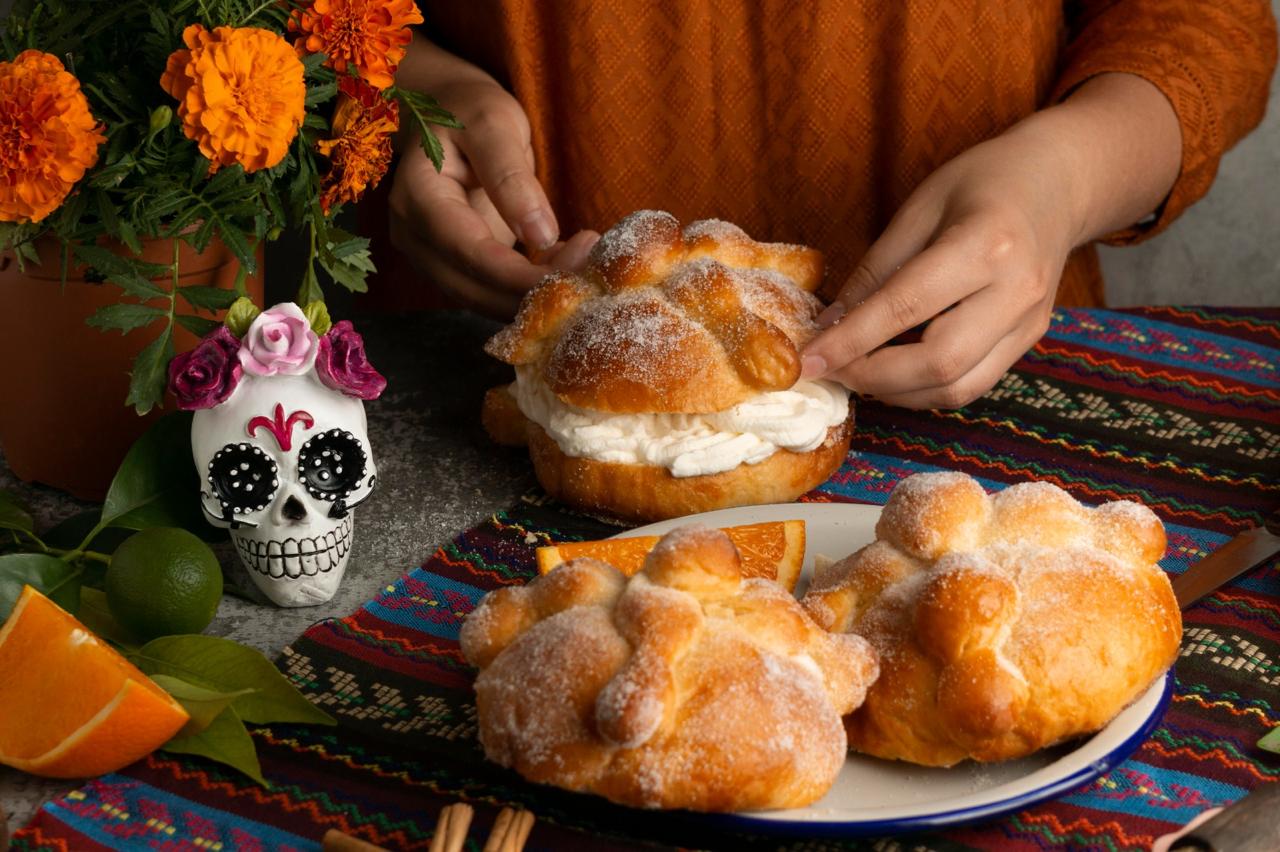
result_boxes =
[0,0,454,414]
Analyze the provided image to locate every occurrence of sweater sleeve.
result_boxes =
[1052,0,1277,245]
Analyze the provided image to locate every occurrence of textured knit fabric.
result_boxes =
[419,0,1277,307]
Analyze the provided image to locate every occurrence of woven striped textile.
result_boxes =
[13,306,1279,851]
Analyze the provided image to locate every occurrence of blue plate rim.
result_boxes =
[696,669,1174,838]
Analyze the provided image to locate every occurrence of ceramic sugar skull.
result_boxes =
[170,302,386,607]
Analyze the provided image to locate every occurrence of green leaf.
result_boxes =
[0,554,81,621]
[106,271,166,301]
[125,325,175,415]
[117,220,143,257]
[300,51,328,75]
[219,225,255,275]
[1261,727,1280,754]
[318,231,375,294]
[76,586,141,649]
[392,88,464,130]
[298,258,323,305]
[224,296,260,337]
[86,303,166,334]
[94,189,122,238]
[178,285,240,313]
[73,243,169,279]
[88,154,136,189]
[304,80,337,107]
[161,705,267,786]
[302,300,331,336]
[0,491,34,536]
[131,634,335,727]
[319,257,372,293]
[151,674,256,738]
[102,411,199,528]
[176,314,222,338]
[391,87,462,173]
[41,510,136,553]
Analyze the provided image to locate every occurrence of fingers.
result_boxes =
[871,326,1036,409]
[801,223,987,379]
[456,111,559,251]
[532,230,601,273]
[392,146,550,296]
[816,197,940,328]
[825,285,1038,397]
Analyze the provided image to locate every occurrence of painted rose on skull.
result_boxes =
[173,303,385,607]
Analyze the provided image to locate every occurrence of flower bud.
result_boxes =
[148,105,172,137]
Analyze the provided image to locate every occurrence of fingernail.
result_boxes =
[800,354,828,379]
[518,209,557,251]
[816,302,846,329]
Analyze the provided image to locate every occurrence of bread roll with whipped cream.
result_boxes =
[802,473,1181,766]
[461,525,880,811]
[483,210,852,522]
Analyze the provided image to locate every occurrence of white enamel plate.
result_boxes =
[622,502,1172,837]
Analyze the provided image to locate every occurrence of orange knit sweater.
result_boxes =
[416,1,1276,307]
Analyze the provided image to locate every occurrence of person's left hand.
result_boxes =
[799,119,1082,410]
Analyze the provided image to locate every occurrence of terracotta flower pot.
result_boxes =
[0,235,264,500]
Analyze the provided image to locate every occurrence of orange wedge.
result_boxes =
[536,520,806,591]
[0,586,189,778]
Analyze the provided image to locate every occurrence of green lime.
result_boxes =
[105,527,223,641]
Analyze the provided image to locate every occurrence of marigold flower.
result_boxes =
[161,25,306,174]
[290,0,423,90]
[315,77,399,212]
[0,51,104,223]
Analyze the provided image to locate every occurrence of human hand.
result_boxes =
[800,73,1180,410]
[799,124,1078,409]
[389,50,598,318]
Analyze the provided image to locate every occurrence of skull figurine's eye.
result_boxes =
[298,429,367,502]
[207,443,279,516]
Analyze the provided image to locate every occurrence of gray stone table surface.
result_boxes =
[0,310,534,832]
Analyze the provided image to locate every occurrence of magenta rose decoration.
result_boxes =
[238,302,318,376]
[167,326,242,410]
[316,321,387,400]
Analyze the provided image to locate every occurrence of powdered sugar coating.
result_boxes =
[802,471,1181,766]
[547,289,711,396]
[493,210,832,416]
[588,209,680,280]
[462,525,879,811]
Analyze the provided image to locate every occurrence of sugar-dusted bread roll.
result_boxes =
[802,472,1181,767]
[460,526,879,811]
[481,210,853,523]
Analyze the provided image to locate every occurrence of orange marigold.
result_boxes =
[290,0,423,90]
[161,25,306,174]
[316,77,399,213]
[0,51,104,223]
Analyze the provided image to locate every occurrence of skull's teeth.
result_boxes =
[235,523,353,580]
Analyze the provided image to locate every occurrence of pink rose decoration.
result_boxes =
[238,302,318,376]
[316,320,387,400]
[168,326,242,410]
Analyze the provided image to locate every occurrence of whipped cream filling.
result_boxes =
[513,367,849,478]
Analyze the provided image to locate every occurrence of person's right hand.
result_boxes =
[389,48,598,319]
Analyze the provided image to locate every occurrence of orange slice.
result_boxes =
[536,520,806,591]
[0,586,189,778]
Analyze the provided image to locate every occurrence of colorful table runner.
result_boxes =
[14,306,1280,851]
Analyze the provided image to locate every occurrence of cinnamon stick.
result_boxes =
[320,828,388,852]
[444,803,474,852]
[481,808,516,852]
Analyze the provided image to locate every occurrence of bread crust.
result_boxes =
[525,416,853,524]
[461,526,879,811]
[483,211,827,414]
[802,473,1182,766]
